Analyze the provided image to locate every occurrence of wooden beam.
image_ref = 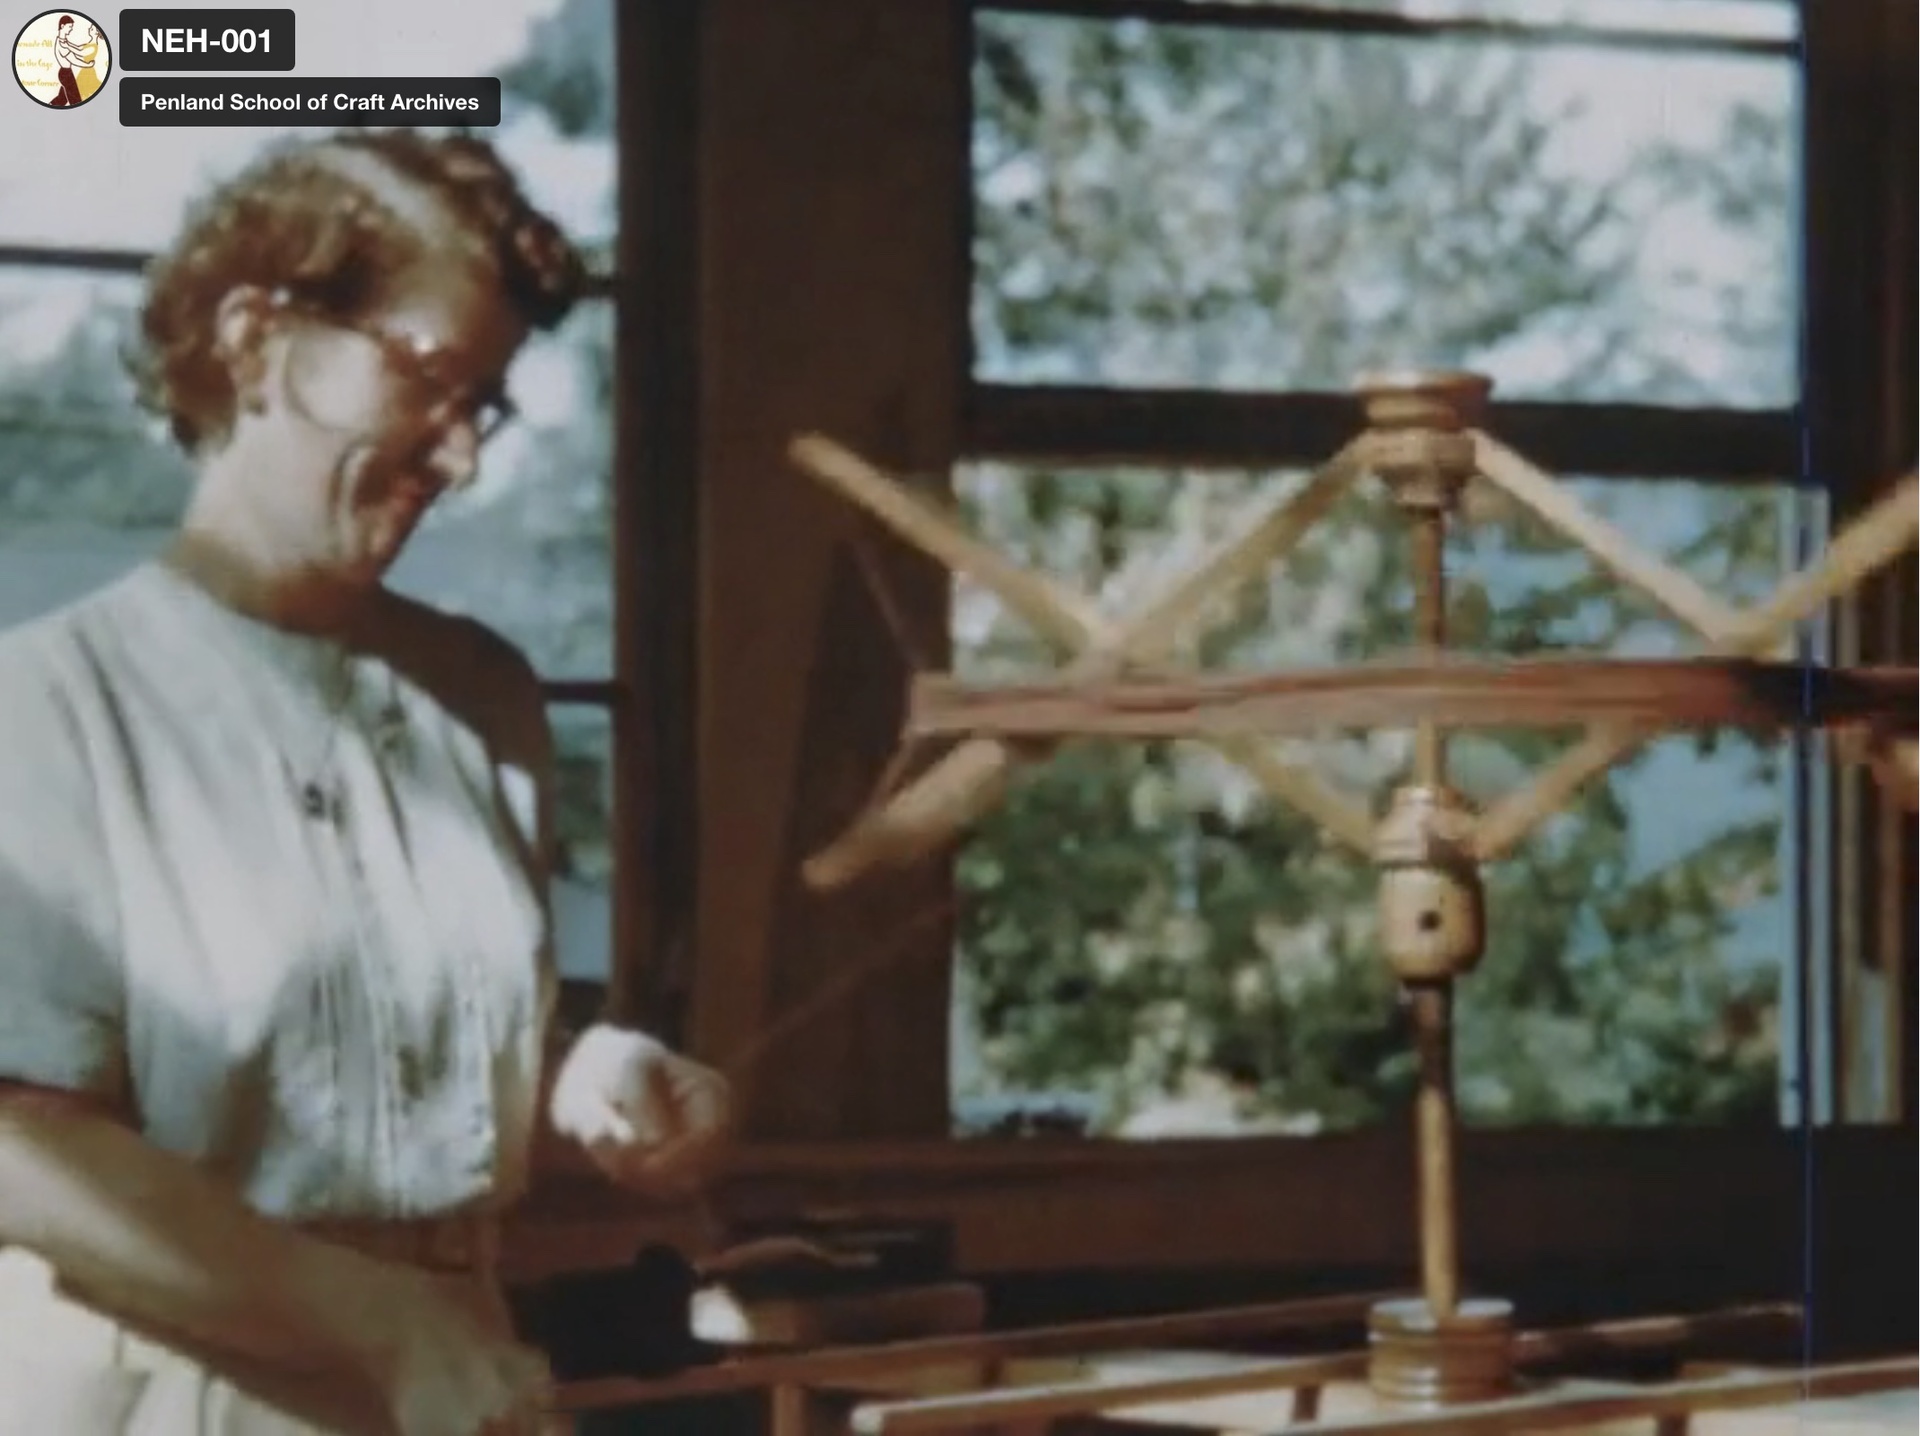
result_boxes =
[540,679,624,707]
[550,1288,1386,1414]
[1804,0,1919,1128]
[966,385,1801,481]
[500,1125,1916,1308]
[609,0,702,1032]
[849,1351,1364,1433]
[1265,1358,1917,1435]
[906,658,1920,744]
[839,1327,1905,1435]
[540,1298,1808,1419]
[691,0,966,1138]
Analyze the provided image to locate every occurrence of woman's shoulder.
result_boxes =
[0,588,106,697]
[0,618,65,719]
[0,567,172,678]
[0,565,205,711]
[0,596,118,784]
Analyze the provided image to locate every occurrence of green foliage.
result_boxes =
[499,0,616,140]
[0,280,190,526]
[956,16,1797,1135]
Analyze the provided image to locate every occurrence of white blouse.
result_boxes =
[0,562,556,1220]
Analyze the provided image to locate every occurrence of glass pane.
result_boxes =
[1,0,615,251]
[550,704,615,984]
[949,463,1812,1137]
[386,300,614,678]
[972,12,1799,405]
[0,266,614,679]
[0,269,182,624]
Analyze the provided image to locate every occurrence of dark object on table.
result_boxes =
[712,1214,955,1296]
[511,1244,725,1381]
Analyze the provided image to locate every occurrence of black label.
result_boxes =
[120,76,501,125]
[118,10,296,72]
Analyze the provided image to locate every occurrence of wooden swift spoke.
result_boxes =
[791,438,1380,887]
[1474,471,1920,862]
[1471,432,1755,645]
[793,433,1104,653]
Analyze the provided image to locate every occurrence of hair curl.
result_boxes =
[133,129,588,452]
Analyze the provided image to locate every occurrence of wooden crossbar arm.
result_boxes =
[907,658,1919,743]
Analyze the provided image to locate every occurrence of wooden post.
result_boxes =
[1355,370,1514,1406]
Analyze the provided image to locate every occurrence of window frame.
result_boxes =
[965,385,1801,480]
[952,0,1828,1137]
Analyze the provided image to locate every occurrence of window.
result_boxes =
[972,7,1797,404]
[0,0,625,995]
[954,0,1816,1137]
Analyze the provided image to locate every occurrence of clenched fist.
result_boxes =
[547,1026,730,1197]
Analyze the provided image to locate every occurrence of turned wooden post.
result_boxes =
[1354,370,1516,1408]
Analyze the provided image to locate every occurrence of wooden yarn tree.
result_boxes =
[788,369,1918,1409]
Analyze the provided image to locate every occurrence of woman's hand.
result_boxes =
[347,1265,557,1436]
[0,1095,564,1433]
[546,1025,731,1197]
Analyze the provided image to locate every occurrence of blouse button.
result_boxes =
[398,1048,425,1103]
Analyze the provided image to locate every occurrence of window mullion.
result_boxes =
[967,384,1801,483]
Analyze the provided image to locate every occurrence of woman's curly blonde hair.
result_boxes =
[133,128,588,452]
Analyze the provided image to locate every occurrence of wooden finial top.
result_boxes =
[1352,369,1494,431]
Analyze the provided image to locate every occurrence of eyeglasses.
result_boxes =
[266,287,518,444]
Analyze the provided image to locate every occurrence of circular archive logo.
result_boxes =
[13,9,112,109]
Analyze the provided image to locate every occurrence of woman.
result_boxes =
[72,21,104,102]
[0,131,730,1434]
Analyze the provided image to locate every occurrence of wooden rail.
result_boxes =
[552,1288,1393,1414]
[837,1303,1818,1433]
